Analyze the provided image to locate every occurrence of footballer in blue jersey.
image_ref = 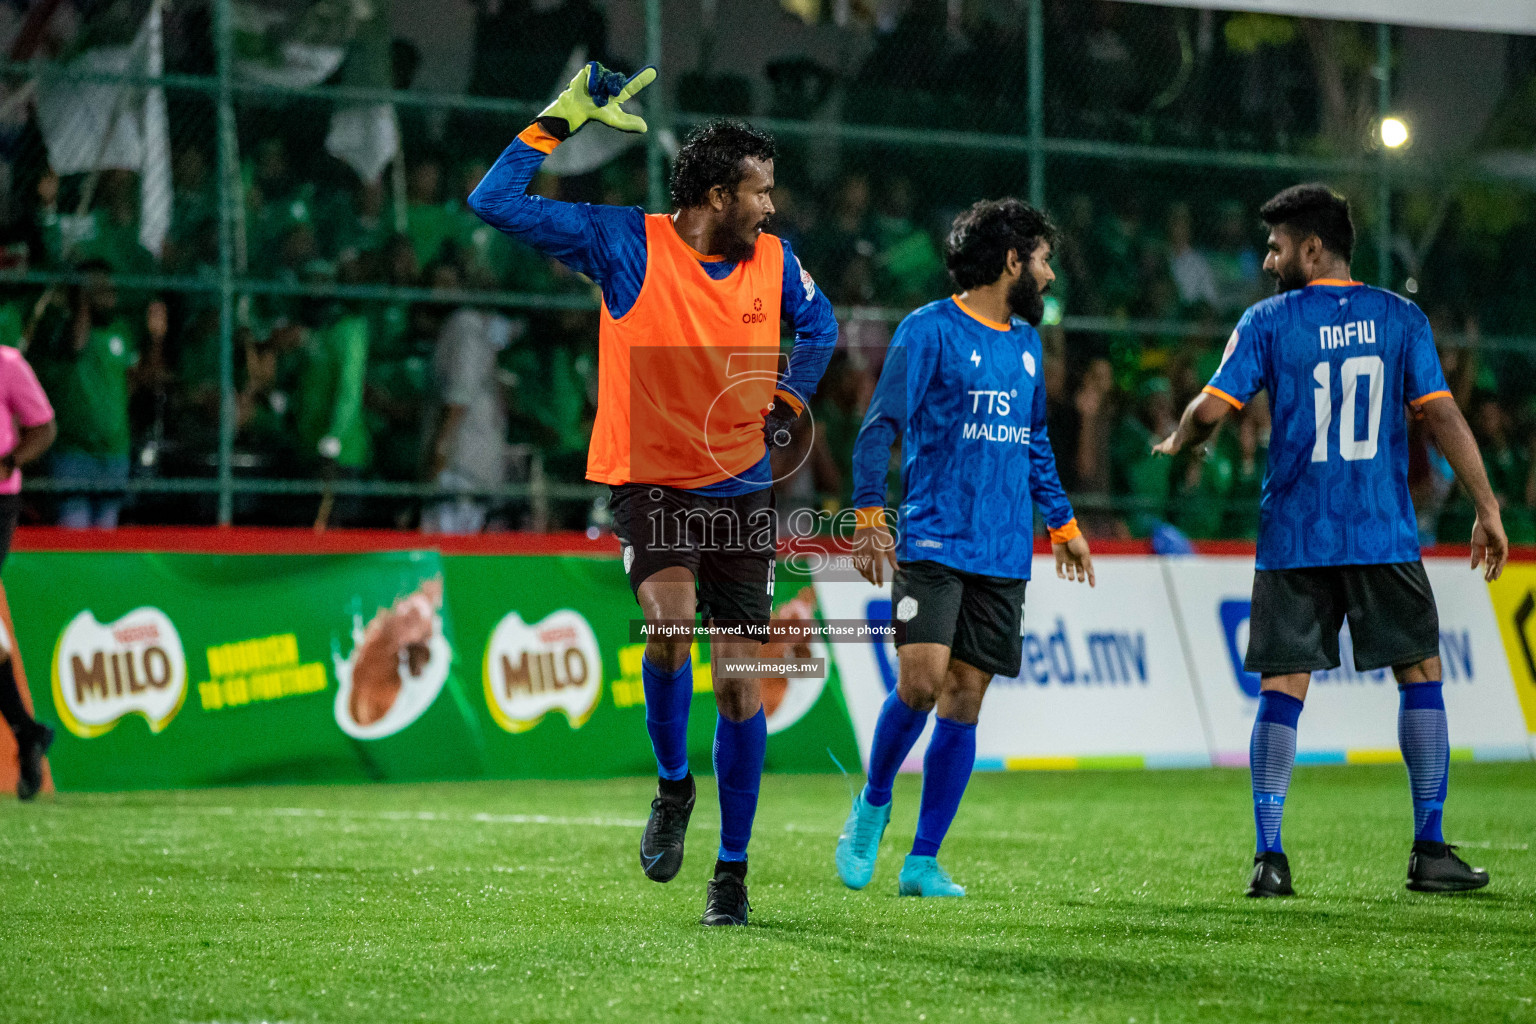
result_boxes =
[1155,184,1506,899]
[833,199,1095,898]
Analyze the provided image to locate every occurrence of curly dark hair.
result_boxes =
[1260,183,1354,262]
[669,119,777,209]
[944,198,1058,290]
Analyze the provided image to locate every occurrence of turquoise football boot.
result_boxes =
[835,790,891,890]
[897,855,966,897]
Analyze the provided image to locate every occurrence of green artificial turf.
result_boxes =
[2,764,1534,1023]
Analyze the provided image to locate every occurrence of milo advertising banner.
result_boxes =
[5,550,860,791]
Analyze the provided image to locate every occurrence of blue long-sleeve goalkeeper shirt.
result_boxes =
[467,128,839,495]
[851,297,1077,580]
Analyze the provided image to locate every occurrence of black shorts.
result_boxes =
[609,483,775,638]
[891,559,1027,678]
[1244,561,1440,675]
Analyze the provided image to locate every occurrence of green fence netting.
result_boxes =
[3,0,1534,541]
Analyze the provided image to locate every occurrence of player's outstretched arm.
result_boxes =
[1153,392,1232,457]
[847,323,934,587]
[1420,396,1509,581]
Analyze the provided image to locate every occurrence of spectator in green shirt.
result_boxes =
[39,170,155,277]
[1222,407,1269,540]
[1111,375,1177,536]
[163,145,217,274]
[296,292,373,524]
[872,177,945,307]
[1469,392,1535,544]
[406,154,459,268]
[1171,430,1235,540]
[36,261,165,529]
[245,138,318,273]
[327,178,392,276]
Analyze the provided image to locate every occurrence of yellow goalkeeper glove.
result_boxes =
[536,62,657,142]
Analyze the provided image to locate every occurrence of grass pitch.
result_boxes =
[3,764,1534,1024]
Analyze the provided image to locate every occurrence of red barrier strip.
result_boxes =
[12,526,1535,562]
[12,526,620,556]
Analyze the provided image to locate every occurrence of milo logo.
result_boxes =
[51,608,187,738]
[483,609,601,733]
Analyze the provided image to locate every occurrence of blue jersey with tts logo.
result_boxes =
[851,297,1075,580]
[1204,281,1450,571]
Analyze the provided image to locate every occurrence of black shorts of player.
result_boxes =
[1244,561,1440,675]
[609,483,775,639]
[891,559,1027,678]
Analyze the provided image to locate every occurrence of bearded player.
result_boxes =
[1154,184,1504,897]
[469,64,837,926]
[835,198,1094,897]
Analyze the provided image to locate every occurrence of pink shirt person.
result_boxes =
[0,346,54,495]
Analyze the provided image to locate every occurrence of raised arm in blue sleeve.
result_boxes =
[1403,306,1451,406]
[1028,354,1077,534]
[1203,308,1266,410]
[851,318,938,510]
[466,127,648,317]
[773,240,838,410]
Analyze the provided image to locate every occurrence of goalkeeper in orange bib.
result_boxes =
[469,64,838,926]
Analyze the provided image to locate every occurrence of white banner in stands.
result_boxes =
[1165,556,1531,765]
[1117,0,1536,36]
[815,556,1210,771]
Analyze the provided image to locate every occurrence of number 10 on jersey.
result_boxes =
[1312,355,1384,463]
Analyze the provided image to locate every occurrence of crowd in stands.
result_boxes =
[2,0,1532,541]
[10,151,1523,546]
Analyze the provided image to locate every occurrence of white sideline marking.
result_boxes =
[133,807,1070,842]
[1450,839,1530,852]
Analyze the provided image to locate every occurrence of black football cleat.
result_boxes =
[16,723,53,802]
[1246,851,1294,898]
[639,774,695,883]
[701,868,750,927]
[1407,841,1489,893]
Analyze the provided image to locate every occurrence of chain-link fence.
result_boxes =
[5,0,1535,540]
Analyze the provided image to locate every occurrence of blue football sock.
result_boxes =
[643,654,692,782]
[1250,690,1303,854]
[1399,681,1449,844]
[911,716,977,858]
[714,708,767,862]
[863,689,930,808]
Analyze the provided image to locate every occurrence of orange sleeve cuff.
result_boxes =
[773,389,805,415]
[516,123,561,155]
[1202,385,1244,411]
[854,507,886,530]
[1410,390,1452,407]
[1048,518,1081,544]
